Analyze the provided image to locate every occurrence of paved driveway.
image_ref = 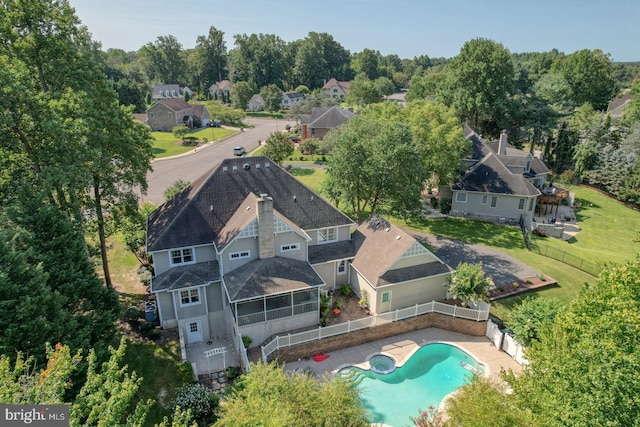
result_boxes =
[412,233,540,287]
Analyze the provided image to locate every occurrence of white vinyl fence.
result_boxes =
[262,300,490,363]
[485,319,528,365]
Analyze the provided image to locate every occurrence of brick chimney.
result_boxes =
[498,130,508,155]
[257,194,275,259]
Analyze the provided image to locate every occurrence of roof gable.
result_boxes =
[146,157,355,253]
[148,99,192,112]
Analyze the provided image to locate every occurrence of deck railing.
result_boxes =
[261,300,489,362]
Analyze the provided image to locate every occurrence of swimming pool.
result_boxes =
[337,342,483,427]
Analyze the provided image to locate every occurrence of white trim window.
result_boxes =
[481,195,488,205]
[337,260,346,275]
[170,248,194,266]
[456,192,467,203]
[490,196,498,208]
[229,250,250,260]
[179,288,200,306]
[518,198,526,210]
[281,243,300,252]
[318,227,337,244]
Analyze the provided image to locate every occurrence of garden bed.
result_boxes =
[488,274,557,301]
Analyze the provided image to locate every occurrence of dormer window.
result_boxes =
[171,248,194,266]
[318,227,337,244]
[525,159,531,172]
[172,90,177,97]
[159,90,165,97]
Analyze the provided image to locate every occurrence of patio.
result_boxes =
[186,336,240,377]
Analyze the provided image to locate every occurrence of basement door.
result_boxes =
[186,320,203,344]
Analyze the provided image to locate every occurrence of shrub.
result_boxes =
[171,383,219,426]
[340,284,352,297]
[226,366,242,381]
[439,199,452,214]
[430,197,438,209]
[333,300,342,310]
[180,361,194,383]
[123,306,142,327]
[137,265,152,287]
[242,335,252,349]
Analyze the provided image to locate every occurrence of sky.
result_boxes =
[69,0,639,62]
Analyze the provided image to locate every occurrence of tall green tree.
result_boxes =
[260,84,283,113]
[323,115,427,222]
[438,38,514,136]
[0,194,119,368]
[293,32,352,89]
[347,74,382,106]
[231,80,256,110]
[139,35,186,84]
[552,49,618,111]
[506,296,564,347]
[190,26,227,93]
[361,100,469,187]
[351,48,382,80]
[507,258,640,426]
[263,131,294,165]
[214,362,369,426]
[0,340,154,426]
[229,33,288,89]
[1,0,154,288]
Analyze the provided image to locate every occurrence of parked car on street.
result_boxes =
[209,121,221,127]
[233,146,246,156]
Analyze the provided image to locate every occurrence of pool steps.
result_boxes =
[337,369,365,385]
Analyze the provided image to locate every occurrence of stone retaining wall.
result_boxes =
[269,312,486,363]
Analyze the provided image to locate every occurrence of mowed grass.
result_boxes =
[121,337,188,427]
[289,168,326,192]
[152,127,236,158]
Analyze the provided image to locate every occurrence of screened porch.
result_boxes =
[232,288,319,327]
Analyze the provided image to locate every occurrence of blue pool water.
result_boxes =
[338,343,482,427]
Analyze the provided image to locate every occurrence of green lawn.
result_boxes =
[152,127,236,159]
[122,337,189,427]
[289,168,327,192]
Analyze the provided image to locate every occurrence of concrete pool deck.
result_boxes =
[282,327,522,381]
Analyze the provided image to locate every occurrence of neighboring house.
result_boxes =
[322,78,350,100]
[151,84,193,101]
[209,80,233,100]
[607,94,633,123]
[247,94,263,111]
[450,127,550,224]
[191,104,210,128]
[281,91,303,109]
[300,106,354,140]
[349,214,451,314]
[146,99,193,132]
[146,157,450,347]
[132,113,148,125]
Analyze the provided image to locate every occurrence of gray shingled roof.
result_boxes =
[224,257,324,301]
[453,153,540,196]
[151,261,221,292]
[308,240,356,264]
[146,157,354,253]
[300,106,353,129]
[351,214,445,287]
[379,263,451,286]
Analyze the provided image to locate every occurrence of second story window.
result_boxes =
[230,250,250,260]
[180,288,200,306]
[318,227,337,244]
[171,248,194,266]
[281,243,300,252]
[337,260,346,274]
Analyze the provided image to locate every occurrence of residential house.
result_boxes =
[450,127,550,224]
[322,78,350,100]
[281,91,303,109]
[146,99,193,132]
[247,94,263,111]
[132,113,148,125]
[146,156,450,347]
[209,80,233,101]
[191,104,210,128]
[349,214,450,314]
[300,106,354,140]
[151,84,193,101]
[607,94,633,123]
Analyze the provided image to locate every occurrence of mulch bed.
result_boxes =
[488,274,557,301]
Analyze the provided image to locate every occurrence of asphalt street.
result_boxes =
[143,117,294,205]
